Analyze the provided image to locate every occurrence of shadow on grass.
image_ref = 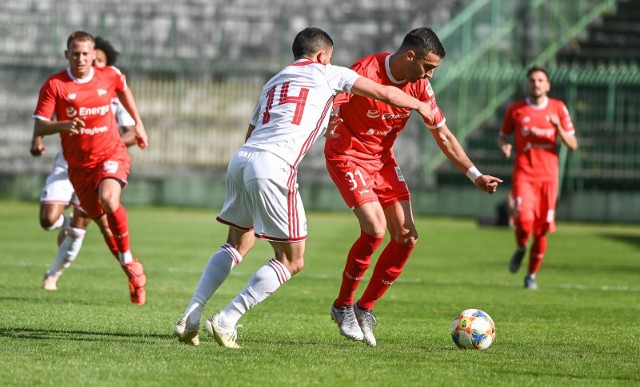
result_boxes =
[0,327,166,342]
[599,232,640,250]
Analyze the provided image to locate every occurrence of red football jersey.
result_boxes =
[324,53,446,161]
[33,66,129,168]
[500,97,575,181]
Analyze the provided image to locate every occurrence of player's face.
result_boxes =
[527,71,550,98]
[65,39,96,78]
[94,49,107,68]
[407,51,441,83]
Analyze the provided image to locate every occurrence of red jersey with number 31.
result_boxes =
[33,66,129,169]
[500,97,575,182]
[325,52,446,162]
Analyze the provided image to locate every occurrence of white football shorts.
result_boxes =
[39,152,80,207]
[217,148,307,242]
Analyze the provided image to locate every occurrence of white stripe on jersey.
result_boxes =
[244,60,360,167]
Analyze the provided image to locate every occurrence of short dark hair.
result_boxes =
[291,27,334,59]
[94,36,120,66]
[527,65,549,80]
[66,31,94,50]
[399,27,446,59]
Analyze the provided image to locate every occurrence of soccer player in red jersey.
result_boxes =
[32,31,148,304]
[324,27,503,346]
[31,36,138,292]
[172,27,438,348]
[498,65,578,290]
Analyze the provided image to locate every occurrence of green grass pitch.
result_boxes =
[1,200,638,386]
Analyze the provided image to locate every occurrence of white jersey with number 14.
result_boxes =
[245,59,360,168]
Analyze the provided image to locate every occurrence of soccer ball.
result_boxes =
[450,309,496,350]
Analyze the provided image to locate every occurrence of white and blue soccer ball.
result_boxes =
[450,308,496,350]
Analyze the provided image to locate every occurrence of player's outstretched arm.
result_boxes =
[350,77,433,123]
[431,123,502,194]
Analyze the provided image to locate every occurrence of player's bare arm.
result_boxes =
[34,117,84,137]
[497,134,512,158]
[116,88,148,149]
[432,124,502,194]
[244,124,256,142]
[350,76,434,123]
[549,114,578,151]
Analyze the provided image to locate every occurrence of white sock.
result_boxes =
[46,227,86,276]
[46,214,66,231]
[182,243,243,327]
[218,258,291,329]
[118,251,133,265]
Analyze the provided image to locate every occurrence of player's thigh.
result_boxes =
[325,156,380,209]
[374,160,411,208]
[217,151,255,230]
[68,167,103,219]
[247,151,307,242]
[511,177,536,223]
[40,167,74,206]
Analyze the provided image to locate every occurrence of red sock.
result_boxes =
[528,231,547,275]
[106,205,130,254]
[359,239,414,310]
[103,235,119,259]
[335,231,384,307]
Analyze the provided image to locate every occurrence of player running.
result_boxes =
[324,27,502,346]
[32,36,138,293]
[498,65,578,290]
[32,31,148,304]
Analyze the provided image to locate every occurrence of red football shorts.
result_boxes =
[68,153,131,219]
[511,176,557,233]
[325,154,410,210]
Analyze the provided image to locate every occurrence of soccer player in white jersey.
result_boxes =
[31,36,137,293]
[173,27,437,347]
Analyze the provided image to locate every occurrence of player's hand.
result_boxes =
[548,114,561,128]
[30,136,46,157]
[324,114,342,139]
[500,143,512,158]
[67,117,85,135]
[134,123,148,149]
[416,102,434,126]
[473,175,503,194]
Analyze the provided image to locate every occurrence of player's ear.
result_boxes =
[406,49,417,62]
[64,50,69,60]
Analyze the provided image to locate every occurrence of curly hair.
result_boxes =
[94,36,120,66]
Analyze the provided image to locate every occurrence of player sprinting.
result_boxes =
[324,27,502,347]
[32,31,149,304]
[498,65,578,290]
[31,36,138,294]
[172,27,436,347]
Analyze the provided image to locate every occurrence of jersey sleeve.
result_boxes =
[422,82,446,129]
[558,101,575,135]
[108,66,128,93]
[33,79,57,121]
[500,105,516,136]
[326,64,360,94]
